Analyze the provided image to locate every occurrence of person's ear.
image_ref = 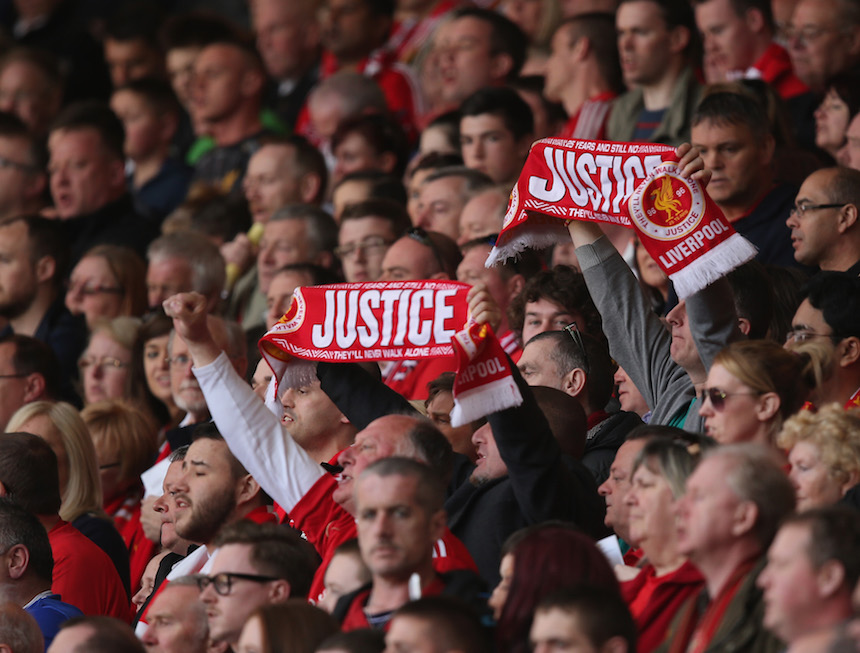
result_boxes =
[668,25,690,55]
[269,578,291,601]
[489,53,514,83]
[754,392,780,423]
[838,203,858,234]
[838,336,860,368]
[731,499,758,538]
[744,6,766,33]
[572,36,590,62]
[840,469,860,497]
[298,173,322,205]
[816,559,846,599]
[505,274,525,302]
[563,367,587,399]
[22,372,46,403]
[235,474,261,507]
[6,543,29,580]
[34,255,55,285]
[737,317,751,336]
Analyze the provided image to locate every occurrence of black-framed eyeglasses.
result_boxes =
[702,387,760,411]
[0,373,26,380]
[562,322,589,375]
[789,202,846,218]
[196,572,281,596]
[98,462,121,471]
[406,227,447,275]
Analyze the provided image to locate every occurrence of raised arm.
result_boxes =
[163,293,324,513]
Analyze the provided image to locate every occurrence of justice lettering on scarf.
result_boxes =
[263,281,470,362]
[310,287,459,349]
[527,145,665,216]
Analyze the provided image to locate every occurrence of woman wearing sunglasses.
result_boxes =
[698,340,817,446]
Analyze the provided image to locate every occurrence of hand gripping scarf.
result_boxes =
[486,138,757,298]
[259,281,523,426]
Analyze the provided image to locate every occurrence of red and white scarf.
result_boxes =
[487,138,757,298]
[259,281,522,426]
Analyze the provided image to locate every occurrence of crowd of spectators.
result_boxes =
[0,0,858,652]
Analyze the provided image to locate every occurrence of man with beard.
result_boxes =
[136,425,274,635]
[0,215,87,386]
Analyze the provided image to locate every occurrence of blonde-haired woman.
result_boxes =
[82,399,159,591]
[698,340,817,445]
[778,405,860,511]
[7,401,131,595]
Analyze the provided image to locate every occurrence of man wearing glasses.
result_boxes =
[786,272,860,409]
[786,0,860,95]
[197,521,317,648]
[787,167,860,273]
[336,199,411,283]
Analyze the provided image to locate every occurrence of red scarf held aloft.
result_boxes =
[486,138,757,298]
[259,280,522,426]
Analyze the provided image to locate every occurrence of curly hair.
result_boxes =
[506,266,602,344]
[778,405,860,489]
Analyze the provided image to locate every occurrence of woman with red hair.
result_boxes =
[489,522,620,653]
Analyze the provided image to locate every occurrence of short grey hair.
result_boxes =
[706,443,796,549]
[270,204,338,257]
[147,232,226,302]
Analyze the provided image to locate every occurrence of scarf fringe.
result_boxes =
[670,232,758,298]
[450,376,523,427]
[485,221,568,267]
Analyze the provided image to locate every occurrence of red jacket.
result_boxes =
[621,560,705,653]
[49,521,132,622]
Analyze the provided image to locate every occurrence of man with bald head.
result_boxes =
[787,167,860,273]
